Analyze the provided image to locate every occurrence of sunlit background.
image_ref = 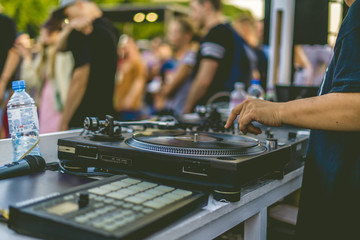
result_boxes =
[0,0,344,45]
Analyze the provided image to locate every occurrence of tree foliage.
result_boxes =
[0,0,57,37]
[0,0,160,36]
[0,0,247,39]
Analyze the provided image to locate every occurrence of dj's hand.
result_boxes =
[225,98,283,135]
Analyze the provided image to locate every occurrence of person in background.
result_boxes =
[225,0,360,238]
[150,40,173,84]
[155,17,198,116]
[293,44,334,86]
[141,36,166,83]
[292,45,314,86]
[233,15,259,50]
[233,14,268,90]
[54,0,119,130]
[145,39,173,114]
[183,0,251,113]
[0,12,19,138]
[0,13,18,103]
[255,19,269,59]
[113,35,147,121]
[15,16,74,133]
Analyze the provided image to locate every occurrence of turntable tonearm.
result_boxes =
[58,115,308,202]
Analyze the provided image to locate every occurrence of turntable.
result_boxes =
[58,116,308,202]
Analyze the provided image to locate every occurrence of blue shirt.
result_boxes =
[296,1,360,239]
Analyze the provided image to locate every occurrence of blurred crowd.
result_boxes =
[0,0,270,138]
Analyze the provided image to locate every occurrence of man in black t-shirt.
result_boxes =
[183,0,250,113]
[0,14,18,102]
[54,0,119,129]
[0,13,20,138]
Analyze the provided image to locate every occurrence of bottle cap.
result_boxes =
[234,82,245,89]
[12,80,26,91]
[251,79,261,85]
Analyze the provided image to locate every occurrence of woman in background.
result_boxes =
[113,35,147,121]
[155,17,198,115]
[16,16,73,133]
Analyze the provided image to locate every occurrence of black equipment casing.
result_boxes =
[57,127,308,201]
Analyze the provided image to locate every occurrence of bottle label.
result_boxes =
[229,99,245,110]
[8,106,39,135]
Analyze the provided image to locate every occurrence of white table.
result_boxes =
[0,130,303,240]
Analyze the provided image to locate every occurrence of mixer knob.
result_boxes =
[266,138,278,150]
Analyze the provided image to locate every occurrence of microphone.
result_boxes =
[0,155,46,180]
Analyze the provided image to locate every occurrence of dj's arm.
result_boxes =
[225,92,360,134]
[183,59,219,113]
[59,64,90,131]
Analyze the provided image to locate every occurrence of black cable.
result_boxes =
[45,162,60,171]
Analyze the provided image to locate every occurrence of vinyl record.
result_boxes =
[126,130,266,157]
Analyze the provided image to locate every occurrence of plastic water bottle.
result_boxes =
[229,82,247,110]
[248,79,265,99]
[7,80,41,161]
[265,87,276,102]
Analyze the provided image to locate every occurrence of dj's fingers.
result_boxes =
[239,120,261,135]
[225,106,242,128]
[238,111,258,135]
[238,102,249,125]
[247,123,262,135]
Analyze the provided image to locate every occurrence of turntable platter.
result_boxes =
[125,131,267,157]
